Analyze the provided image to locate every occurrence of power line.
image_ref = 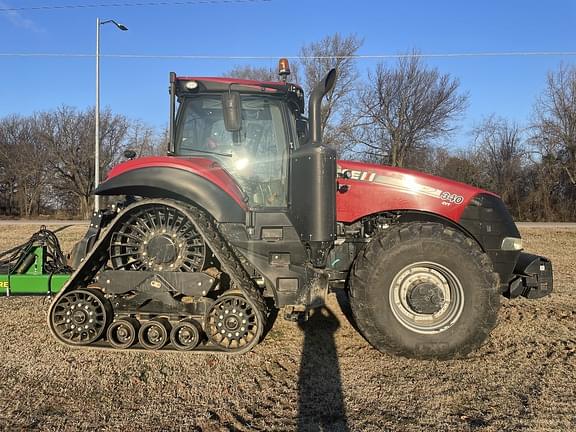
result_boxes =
[0,51,575,60]
[0,0,271,13]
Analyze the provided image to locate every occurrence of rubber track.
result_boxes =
[48,198,268,354]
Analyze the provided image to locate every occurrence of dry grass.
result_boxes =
[0,224,574,431]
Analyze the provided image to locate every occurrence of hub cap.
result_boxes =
[389,262,464,334]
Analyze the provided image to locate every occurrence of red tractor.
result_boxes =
[48,62,552,359]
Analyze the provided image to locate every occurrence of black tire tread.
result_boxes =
[349,222,500,360]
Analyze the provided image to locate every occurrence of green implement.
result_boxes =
[0,226,72,296]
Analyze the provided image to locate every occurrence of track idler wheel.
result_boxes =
[50,289,111,345]
[170,320,201,351]
[205,294,264,353]
[107,318,140,349]
[139,318,171,350]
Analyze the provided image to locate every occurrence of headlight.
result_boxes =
[501,237,523,251]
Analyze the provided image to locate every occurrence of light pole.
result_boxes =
[95,18,128,212]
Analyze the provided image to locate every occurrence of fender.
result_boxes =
[96,157,247,223]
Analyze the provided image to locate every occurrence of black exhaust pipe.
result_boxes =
[308,68,337,145]
[289,68,338,268]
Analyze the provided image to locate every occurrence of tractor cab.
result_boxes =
[170,63,307,209]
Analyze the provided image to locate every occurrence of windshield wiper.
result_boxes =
[186,149,233,157]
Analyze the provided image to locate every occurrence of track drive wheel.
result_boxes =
[50,288,111,346]
[348,222,500,360]
[205,293,264,354]
[107,318,140,349]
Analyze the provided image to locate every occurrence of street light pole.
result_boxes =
[94,18,128,213]
[95,17,101,212]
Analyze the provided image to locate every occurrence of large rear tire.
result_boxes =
[349,222,500,360]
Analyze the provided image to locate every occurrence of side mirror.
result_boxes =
[123,149,137,160]
[296,118,309,141]
[222,92,242,132]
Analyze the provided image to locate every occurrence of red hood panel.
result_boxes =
[106,156,247,209]
[336,160,493,223]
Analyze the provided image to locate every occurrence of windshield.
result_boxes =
[175,94,289,208]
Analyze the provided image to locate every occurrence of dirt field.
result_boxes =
[0,224,574,431]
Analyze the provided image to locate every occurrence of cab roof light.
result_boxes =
[278,58,290,82]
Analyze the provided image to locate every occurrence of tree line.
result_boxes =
[1,33,574,220]
[0,108,165,218]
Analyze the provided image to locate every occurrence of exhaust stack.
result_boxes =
[308,68,337,145]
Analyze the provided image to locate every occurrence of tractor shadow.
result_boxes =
[297,306,349,432]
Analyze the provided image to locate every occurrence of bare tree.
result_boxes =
[125,120,163,157]
[346,55,468,167]
[0,115,49,216]
[37,106,128,218]
[472,116,527,217]
[529,64,576,220]
[299,33,363,148]
[532,64,576,176]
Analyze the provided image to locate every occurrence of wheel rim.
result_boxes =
[205,295,261,352]
[107,318,139,349]
[110,204,206,272]
[139,319,169,350]
[170,320,201,351]
[388,261,464,334]
[51,289,110,345]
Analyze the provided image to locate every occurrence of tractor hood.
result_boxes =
[336,160,493,224]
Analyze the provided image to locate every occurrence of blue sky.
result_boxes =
[0,0,574,149]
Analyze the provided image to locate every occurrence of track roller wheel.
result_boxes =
[205,293,264,353]
[107,318,140,349]
[138,318,171,350]
[50,288,111,345]
[170,320,201,351]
